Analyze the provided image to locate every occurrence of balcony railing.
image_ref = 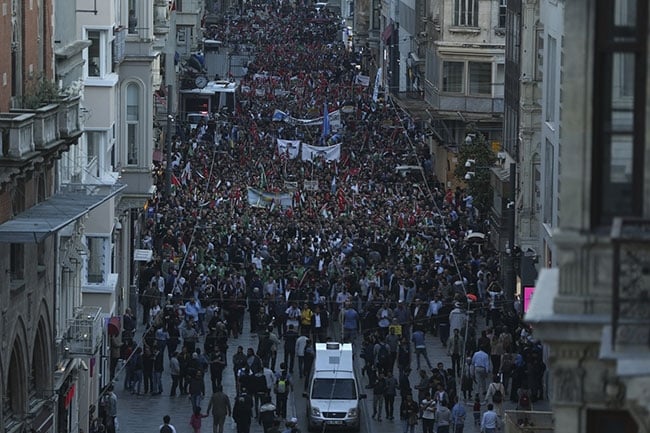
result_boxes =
[611,217,650,349]
[11,103,60,149]
[0,112,35,159]
[59,96,81,137]
[65,306,103,355]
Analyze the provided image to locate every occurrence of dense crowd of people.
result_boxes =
[95,2,548,433]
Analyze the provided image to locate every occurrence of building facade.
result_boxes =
[527,0,650,432]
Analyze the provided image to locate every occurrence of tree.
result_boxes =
[453,131,497,215]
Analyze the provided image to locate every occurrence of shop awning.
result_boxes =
[0,183,126,243]
[382,22,393,43]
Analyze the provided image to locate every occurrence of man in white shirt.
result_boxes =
[480,404,501,433]
[471,348,492,400]
[285,303,301,330]
[426,295,442,335]
[295,334,308,378]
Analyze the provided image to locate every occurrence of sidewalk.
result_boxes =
[115,307,299,433]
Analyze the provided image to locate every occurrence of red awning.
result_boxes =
[382,23,393,43]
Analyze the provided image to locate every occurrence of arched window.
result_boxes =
[126,83,140,165]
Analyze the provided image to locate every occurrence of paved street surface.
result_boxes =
[116,307,550,433]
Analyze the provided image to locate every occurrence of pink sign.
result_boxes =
[524,286,536,312]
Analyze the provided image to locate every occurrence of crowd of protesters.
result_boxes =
[97,1,548,433]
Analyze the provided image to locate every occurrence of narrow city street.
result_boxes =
[114,307,550,432]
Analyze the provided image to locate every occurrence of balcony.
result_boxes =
[65,306,103,355]
[611,218,650,352]
[154,0,170,36]
[0,112,36,159]
[437,94,504,114]
[59,96,81,137]
[11,103,60,149]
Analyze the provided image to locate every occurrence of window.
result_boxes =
[469,62,492,95]
[86,236,106,284]
[10,243,24,280]
[499,0,507,28]
[442,61,464,93]
[545,35,557,122]
[495,63,505,97]
[453,0,478,27]
[543,139,554,224]
[311,379,357,400]
[372,0,380,31]
[128,0,139,34]
[87,130,101,179]
[86,29,111,78]
[535,26,544,81]
[12,182,25,216]
[592,0,647,225]
[126,84,140,165]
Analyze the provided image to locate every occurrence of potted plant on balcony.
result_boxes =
[14,75,82,144]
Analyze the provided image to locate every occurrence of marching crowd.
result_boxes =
[95,1,548,433]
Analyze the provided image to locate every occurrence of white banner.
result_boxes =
[247,187,293,209]
[301,143,341,162]
[304,180,319,191]
[354,74,370,86]
[281,110,342,128]
[276,139,301,159]
[373,67,382,102]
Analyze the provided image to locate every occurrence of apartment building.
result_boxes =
[0,0,119,432]
[527,1,650,432]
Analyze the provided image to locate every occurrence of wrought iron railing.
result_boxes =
[611,217,650,348]
[65,306,103,355]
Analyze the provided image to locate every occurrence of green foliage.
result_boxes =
[453,131,497,214]
[21,74,62,109]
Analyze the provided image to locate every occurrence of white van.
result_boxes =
[303,342,366,432]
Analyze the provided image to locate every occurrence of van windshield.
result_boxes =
[311,379,357,400]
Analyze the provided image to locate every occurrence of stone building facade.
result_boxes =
[527,1,650,432]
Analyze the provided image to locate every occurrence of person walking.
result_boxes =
[400,393,419,433]
[419,391,436,433]
[169,351,181,397]
[189,406,208,433]
[480,403,501,433]
[153,348,164,395]
[302,339,315,388]
[371,371,386,421]
[159,415,177,433]
[188,370,206,412]
[341,301,360,343]
[274,363,292,419]
[435,399,451,433]
[233,387,254,433]
[486,375,505,418]
[450,396,467,433]
[384,370,398,420]
[411,329,433,370]
[283,325,299,373]
[102,384,118,433]
[471,347,492,401]
[295,333,308,378]
[206,385,231,433]
[258,395,277,433]
[447,328,464,377]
